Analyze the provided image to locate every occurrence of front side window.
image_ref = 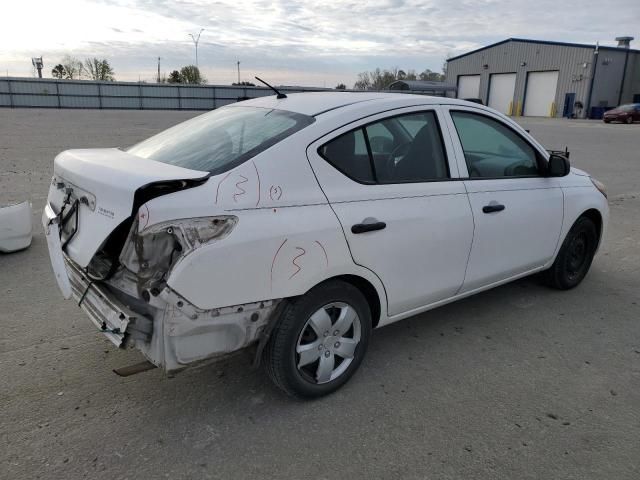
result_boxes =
[450,111,539,178]
[127,106,314,174]
[319,111,449,184]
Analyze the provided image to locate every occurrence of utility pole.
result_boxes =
[237,60,240,84]
[31,57,43,78]
[157,57,161,83]
[189,29,204,68]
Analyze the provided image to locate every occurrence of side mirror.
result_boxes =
[547,154,570,177]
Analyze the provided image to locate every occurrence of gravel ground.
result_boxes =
[1,108,639,480]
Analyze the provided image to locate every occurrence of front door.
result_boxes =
[443,107,564,293]
[307,107,474,318]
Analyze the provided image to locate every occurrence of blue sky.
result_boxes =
[2,0,639,87]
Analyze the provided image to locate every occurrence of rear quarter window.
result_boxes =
[318,129,375,183]
[127,106,314,174]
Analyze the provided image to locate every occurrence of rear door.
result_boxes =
[307,106,474,318]
[443,106,564,292]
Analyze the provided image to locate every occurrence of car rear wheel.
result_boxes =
[626,116,633,124]
[263,280,371,398]
[543,216,598,290]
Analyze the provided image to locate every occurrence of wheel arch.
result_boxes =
[307,274,384,329]
[580,208,603,247]
[552,186,609,266]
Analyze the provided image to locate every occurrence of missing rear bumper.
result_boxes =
[65,257,153,347]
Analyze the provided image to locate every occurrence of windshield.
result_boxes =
[127,106,315,174]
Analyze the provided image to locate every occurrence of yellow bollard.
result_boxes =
[507,101,513,116]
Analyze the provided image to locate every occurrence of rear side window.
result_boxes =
[318,129,375,183]
[127,106,314,174]
[318,110,449,184]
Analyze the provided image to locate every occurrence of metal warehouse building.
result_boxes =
[446,37,640,118]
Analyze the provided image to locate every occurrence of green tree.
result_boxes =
[60,55,83,79]
[180,65,205,85]
[51,64,66,79]
[167,70,183,83]
[335,83,346,90]
[83,58,115,81]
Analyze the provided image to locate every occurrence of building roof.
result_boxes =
[387,80,457,92]
[447,37,640,62]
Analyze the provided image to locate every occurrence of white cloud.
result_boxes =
[1,0,638,86]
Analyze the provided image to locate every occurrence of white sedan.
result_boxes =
[43,92,608,398]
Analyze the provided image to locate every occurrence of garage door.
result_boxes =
[488,73,516,115]
[457,75,480,99]
[524,71,559,117]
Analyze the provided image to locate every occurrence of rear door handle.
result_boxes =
[351,218,386,234]
[482,203,505,214]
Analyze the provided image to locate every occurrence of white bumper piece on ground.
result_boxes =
[0,200,33,253]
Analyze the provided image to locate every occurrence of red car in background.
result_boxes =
[603,103,640,124]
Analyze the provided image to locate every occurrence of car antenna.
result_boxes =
[255,76,287,99]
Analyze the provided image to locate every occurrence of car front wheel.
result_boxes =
[543,216,598,290]
[626,116,633,124]
[263,280,371,398]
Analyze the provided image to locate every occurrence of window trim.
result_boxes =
[449,109,548,180]
[317,109,451,186]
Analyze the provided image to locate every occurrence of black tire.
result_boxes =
[626,116,633,124]
[543,216,598,290]
[263,280,371,399]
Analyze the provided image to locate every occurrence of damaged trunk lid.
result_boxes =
[48,148,208,267]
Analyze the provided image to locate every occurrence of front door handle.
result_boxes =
[352,218,386,234]
[482,203,505,214]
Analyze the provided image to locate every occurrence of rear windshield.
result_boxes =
[127,106,314,174]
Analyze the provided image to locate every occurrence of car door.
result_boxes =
[306,107,474,318]
[442,106,564,293]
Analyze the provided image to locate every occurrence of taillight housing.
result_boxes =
[119,215,238,291]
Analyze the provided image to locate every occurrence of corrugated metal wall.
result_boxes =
[0,78,331,110]
[590,49,629,107]
[621,52,640,103]
[0,77,455,111]
[446,40,597,117]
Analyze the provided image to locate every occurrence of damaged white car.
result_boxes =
[44,92,608,398]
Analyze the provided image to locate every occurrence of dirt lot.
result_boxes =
[1,109,639,480]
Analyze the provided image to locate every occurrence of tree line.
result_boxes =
[48,57,446,90]
[51,56,116,81]
[352,66,446,90]
[50,55,208,85]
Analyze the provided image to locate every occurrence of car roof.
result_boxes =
[228,92,476,117]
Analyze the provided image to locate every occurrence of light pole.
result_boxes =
[237,60,240,84]
[189,29,204,68]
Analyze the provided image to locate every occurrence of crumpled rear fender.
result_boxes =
[165,204,388,320]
